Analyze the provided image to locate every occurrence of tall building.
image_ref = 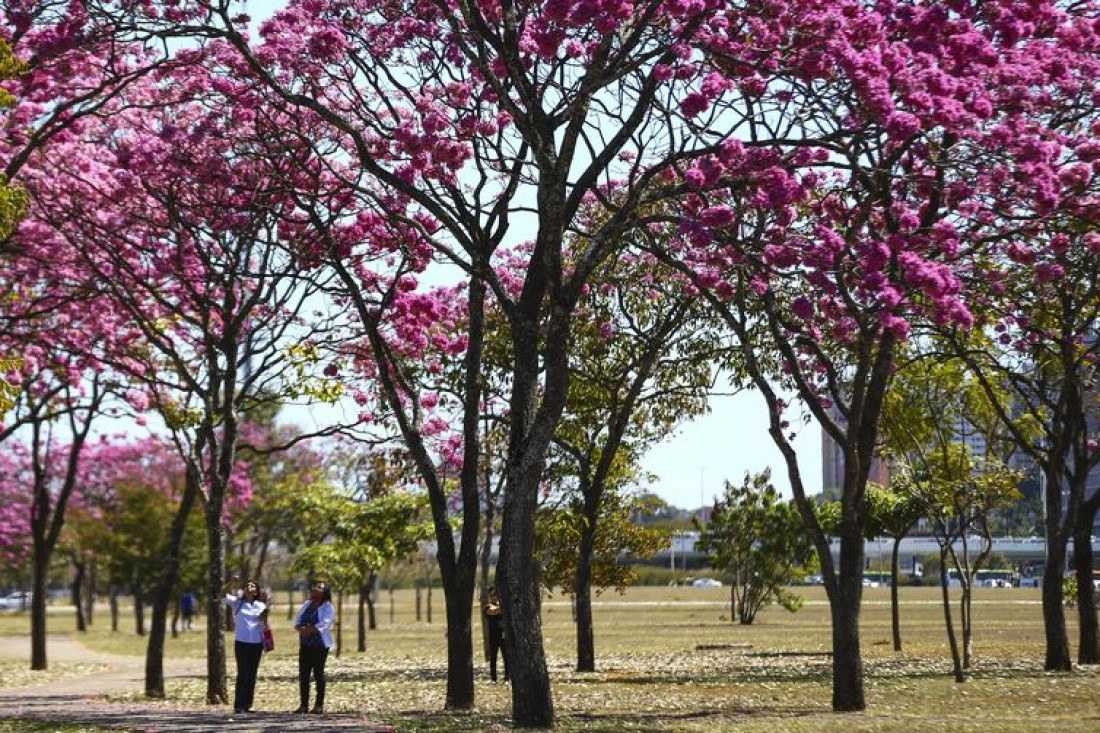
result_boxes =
[820,404,889,495]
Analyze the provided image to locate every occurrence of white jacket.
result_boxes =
[224,594,267,644]
[294,600,335,650]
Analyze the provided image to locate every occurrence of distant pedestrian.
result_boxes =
[180,591,197,631]
[484,588,508,682]
[224,577,269,715]
[294,580,335,714]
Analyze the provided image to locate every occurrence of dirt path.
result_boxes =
[0,635,392,732]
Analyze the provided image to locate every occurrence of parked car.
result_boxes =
[980,578,1013,588]
[691,578,723,588]
[0,591,31,610]
[804,575,824,586]
[861,578,880,588]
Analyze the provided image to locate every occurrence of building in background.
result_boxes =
[820,404,889,497]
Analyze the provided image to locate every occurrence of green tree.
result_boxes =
[0,39,28,244]
[543,252,719,671]
[880,356,1021,680]
[696,470,815,625]
[536,490,668,604]
[820,482,925,652]
[294,490,432,657]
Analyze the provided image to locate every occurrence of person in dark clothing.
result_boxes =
[294,581,335,714]
[484,589,508,682]
[180,591,196,631]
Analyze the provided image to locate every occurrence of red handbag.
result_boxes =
[262,626,275,653]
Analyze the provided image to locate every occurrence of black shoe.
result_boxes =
[309,706,324,714]
[293,706,308,714]
[233,708,245,714]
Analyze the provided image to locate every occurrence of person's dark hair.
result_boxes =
[312,580,333,604]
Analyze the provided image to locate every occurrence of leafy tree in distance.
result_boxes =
[696,470,814,625]
[294,490,433,657]
[540,249,718,671]
[819,482,924,653]
[536,490,668,631]
[880,357,1021,679]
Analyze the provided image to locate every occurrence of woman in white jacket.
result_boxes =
[293,580,335,714]
[223,577,269,715]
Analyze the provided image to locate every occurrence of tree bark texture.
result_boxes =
[71,557,87,633]
[829,532,867,710]
[574,521,596,672]
[891,537,902,652]
[939,546,965,683]
[146,467,199,698]
[1073,509,1099,664]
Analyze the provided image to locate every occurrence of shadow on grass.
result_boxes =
[263,667,453,684]
[577,660,1066,686]
[382,703,824,732]
[0,694,393,732]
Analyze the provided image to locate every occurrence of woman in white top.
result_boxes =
[293,580,335,714]
[223,577,269,714]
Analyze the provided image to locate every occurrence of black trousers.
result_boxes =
[486,615,508,682]
[233,641,263,711]
[299,644,329,709]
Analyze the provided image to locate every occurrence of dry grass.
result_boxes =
[13,585,1087,732]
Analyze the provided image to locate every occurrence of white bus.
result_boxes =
[946,568,1018,588]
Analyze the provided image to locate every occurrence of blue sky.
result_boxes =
[238,0,825,507]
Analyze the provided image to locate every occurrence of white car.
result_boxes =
[0,592,31,610]
[691,578,723,588]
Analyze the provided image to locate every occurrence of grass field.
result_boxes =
[2,586,1098,731]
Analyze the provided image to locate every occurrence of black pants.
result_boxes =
[299,644,329,709]
[233,641,263,711]
[486,615,508,682]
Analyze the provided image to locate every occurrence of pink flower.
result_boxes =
[791,296,814,320]
[680,92,710,118]
[699,205,734,227]
[885,111,921,140]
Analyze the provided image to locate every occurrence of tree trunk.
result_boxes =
[1041,466,1073,672]
[961,579,973,669]
[287,587,295,621]
[366,572,377,630]
[829,531,866,711]
[133,588,146,636]
[389,586,394,625]
[415,585,421,622]
[357,583,367,653]
[1042,543,1072,671]
[499,467,555,728]
[939,546,965,683]
[427,581,433,624]
[146,470,199,698]
[479,471,496,661]
[204,502,228,705]
[254,540,269,583]
[30,550,49,670]
[85,559,96,626]
[335,589,343,658]
[1073,510,1099,664]
[890,537,902,653]
[171,599,180,640]
[575,522,596,672]
[110,585,119,633]
[71,556,87,633]
[443,577,475,712]
[730,581,736,625]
